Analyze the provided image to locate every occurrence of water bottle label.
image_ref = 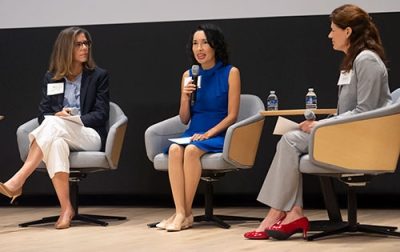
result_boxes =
[305,96,317,108]
[267,99,278,110]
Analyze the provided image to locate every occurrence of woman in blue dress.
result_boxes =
[157,23,241,231]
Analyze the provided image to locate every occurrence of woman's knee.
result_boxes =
[283,130,302,142]
[169,144,184,158]
[52,137,68,148]
[281,130,309,153]
[183,145,204,159]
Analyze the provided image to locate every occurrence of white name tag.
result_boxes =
[184,76,202,88]
[337,70,352,86]
[47,82,64,95]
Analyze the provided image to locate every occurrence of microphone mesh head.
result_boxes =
[304,109,316,120]
[191,65,200,76]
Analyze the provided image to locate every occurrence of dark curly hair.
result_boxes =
[330,4,386,71]
[186,23,230,65]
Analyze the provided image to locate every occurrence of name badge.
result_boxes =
[184,76,202,88]
[47,82,64,95]
[337,70,352,86]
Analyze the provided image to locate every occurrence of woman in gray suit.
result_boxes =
[0,27,109,229]
[244,4,391,240]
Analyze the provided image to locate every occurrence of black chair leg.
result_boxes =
[193,215,230,229]
[19,216,60,227]
[310,177,345,232]
[307,223,400,241]
[192,180,263,229]
[75,214,126,226]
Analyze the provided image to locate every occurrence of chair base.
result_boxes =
[307,181,400,240]
[193,214,263,229]
[307,222,400,241]
[19,214,127,227]
[309,220,347,232]
[147,214,262,229]
[19,175,126,228]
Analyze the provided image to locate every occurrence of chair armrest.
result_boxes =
[223,114,265,168]
[105,115,128,169]
[309,106,400,172]
[16,118,39,161]
[144,115,188,161]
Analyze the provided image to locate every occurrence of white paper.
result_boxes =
[273,116,299,135]
[47,82,64,95]
[168,136,192,144]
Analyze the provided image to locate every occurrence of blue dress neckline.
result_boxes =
[190,61,224,77]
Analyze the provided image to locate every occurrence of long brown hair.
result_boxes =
[330,4,386,71]
[49,27,96,80]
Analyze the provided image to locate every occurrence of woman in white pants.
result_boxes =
[244,4,391,240]
[0,27,110,229]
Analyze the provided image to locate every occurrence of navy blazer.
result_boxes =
[37,66,110,148]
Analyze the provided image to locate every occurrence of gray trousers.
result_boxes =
[257,129,310,211]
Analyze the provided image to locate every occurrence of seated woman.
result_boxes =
[0,27,110,229]
[156,23,241,232]
[244,4,392,240]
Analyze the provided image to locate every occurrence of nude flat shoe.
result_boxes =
[186,214,194,228]
[55,212,75,229]
[156,214,176,230]
[0,182,22,204]
[166,215,192,232]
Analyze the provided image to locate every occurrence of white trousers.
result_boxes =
[29,116,101,178]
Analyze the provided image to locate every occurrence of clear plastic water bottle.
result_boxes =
[305,88,317,109]
[267,91,279,111]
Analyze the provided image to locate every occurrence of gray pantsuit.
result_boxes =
[257,130,309,211]
[257,50,392,211]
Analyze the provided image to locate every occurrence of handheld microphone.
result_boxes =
[190,65,200,106]
[304,109,316,120]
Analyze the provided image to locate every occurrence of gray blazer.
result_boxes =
[337,50,392,116]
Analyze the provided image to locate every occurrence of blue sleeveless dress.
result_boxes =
[170,61,232,153]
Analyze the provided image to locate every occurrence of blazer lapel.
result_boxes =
[80,70,91,111]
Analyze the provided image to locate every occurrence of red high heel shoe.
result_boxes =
[244,215,287,240]
[244,230,269,240]
[267,217,309,240]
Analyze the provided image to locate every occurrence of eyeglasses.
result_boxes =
[74,40,91,48]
